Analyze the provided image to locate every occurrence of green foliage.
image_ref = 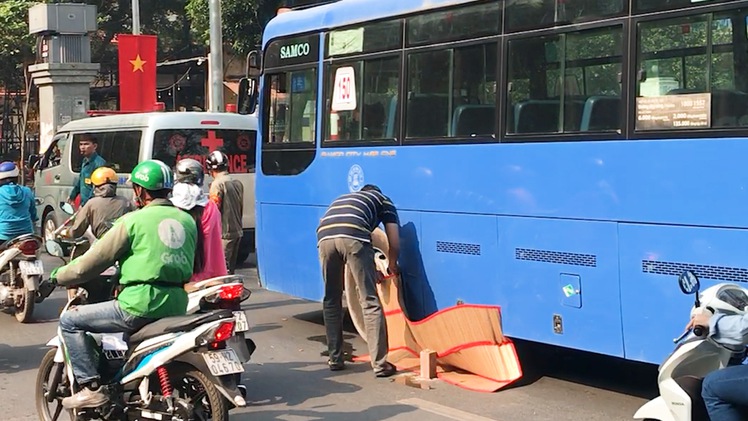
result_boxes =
[0,0,38,88]
[187,0,283,56]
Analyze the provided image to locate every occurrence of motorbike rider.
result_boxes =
[49,159,197,410]
[0,161,37,242]
[61,166,134,302]
[66,166,133,240]
[689,311,748,420]
[171,158,227,283]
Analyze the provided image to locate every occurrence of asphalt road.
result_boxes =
[0,254,659,420]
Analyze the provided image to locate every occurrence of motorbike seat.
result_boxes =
[127,309,234,347]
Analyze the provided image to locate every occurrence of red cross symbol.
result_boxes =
[201,130,224,152]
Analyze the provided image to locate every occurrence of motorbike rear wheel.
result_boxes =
[172,365,229,421]
[36,348,74,421]
[15,285,35,323]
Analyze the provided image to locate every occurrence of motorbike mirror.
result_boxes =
[678,270,700,295]
[60,202,75,215]
[45,240,65,258]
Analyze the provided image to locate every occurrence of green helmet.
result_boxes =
[129,159,174,191]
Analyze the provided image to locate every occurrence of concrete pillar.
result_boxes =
[28,62,99,153]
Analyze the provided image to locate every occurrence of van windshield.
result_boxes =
[152,129,257,173]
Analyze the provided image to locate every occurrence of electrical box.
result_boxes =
[28,3,97,35]
[39,35,91,64]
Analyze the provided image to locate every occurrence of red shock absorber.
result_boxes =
[157,366,173,397]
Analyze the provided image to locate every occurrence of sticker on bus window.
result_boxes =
[291,74,308,93]
[332,66,357,112]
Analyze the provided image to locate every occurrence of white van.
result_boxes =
[32,111,258,263]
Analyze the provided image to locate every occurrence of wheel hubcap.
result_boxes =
[44,219,56,241]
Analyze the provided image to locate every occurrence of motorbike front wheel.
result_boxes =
[36,348,74,421]
[172,365,229,421]
[15,284,36,323]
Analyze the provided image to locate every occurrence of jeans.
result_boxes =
[60,300,153,383]
[702,364,748,421]
[318,238,389,374]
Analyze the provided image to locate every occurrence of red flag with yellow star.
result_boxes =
[117,34,157,112]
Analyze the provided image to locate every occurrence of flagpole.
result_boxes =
[208,0,224,112]
[132,0,141,35]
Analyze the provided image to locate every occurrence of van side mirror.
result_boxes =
[27,154,40,168]
[237,77,258,115]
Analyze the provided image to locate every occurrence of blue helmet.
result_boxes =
[0,161,19,181]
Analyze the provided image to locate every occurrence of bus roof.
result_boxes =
[263,0,475,46]
[58,112,255,132]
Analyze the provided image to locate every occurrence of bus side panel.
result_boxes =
[414,213,500,314]
[497,216,623,357]
[620,224,748,364]
[259,203,326,301]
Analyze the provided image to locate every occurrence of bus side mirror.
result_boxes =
[237,77,258,115]
[246,50,262,78]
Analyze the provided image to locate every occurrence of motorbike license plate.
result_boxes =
[202,349,244,376]
[233,311,249,332]
[19,260,44,276]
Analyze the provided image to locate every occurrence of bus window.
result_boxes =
[636,0,727,13]
[406,42,497,139]
[406,2,500,46]
[266,69,317,143]
[635,10,748,131]
[327,20,402,57]
[506,0,623,32]
[325,56,400,142]
[507,26,623,135]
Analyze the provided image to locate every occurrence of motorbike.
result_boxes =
[186,275,257,400]
[0,197,53,322]
[633,270,748,421]
[36,240,247,421]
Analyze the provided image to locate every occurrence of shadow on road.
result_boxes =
[243,361,366,408]
[0,342,48,375]
[234,404,417,420]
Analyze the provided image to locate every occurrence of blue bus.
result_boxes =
[245,0,748,365]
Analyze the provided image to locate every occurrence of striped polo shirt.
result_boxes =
[317,190,399,244]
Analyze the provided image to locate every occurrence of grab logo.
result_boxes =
[158,219,186,249]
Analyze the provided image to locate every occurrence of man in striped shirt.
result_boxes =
[317,184,400,377]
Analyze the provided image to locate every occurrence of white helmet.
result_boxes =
[0,161,19,181]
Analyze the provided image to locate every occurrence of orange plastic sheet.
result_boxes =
[349,230,523,392]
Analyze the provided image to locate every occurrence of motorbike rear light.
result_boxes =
[214,320,235,342]
[219,284,244,300]
[17,239,40,256]
[203,284,251,305]
[196,320,236,347]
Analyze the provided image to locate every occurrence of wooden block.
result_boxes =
[420,349,437,380]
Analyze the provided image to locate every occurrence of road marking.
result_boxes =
[397,398,498,421]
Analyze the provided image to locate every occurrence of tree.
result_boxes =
[0,0,38,90]
[186,0,286,57]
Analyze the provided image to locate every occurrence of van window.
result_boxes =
[152,129,257,174]
[36,134,68,170]
[71,131,142,173]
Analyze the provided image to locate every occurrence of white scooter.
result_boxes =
[36,241,247,421]
[0,197,52,322]
[634,270,748,421]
